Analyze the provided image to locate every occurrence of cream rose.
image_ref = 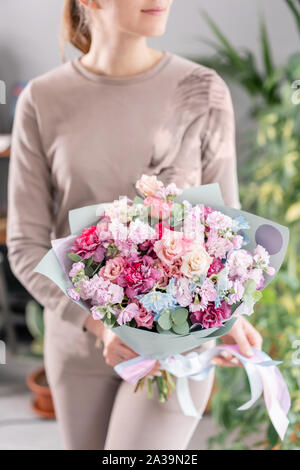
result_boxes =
[181,244,212,278]
[135,174,164,197]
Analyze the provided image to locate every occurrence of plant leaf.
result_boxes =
[172,322,190,335]
[158,312,172,330]
[171,307,189,325]
[68,253,82,262]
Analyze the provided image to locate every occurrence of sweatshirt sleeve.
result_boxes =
[201,72,241,210]
[6,80,89,330]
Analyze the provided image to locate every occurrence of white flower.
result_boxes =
[227,250,253,278]
[109,219,128,242]
[181,244,212,279]
[136,174,164,197]
[253,244,270,267]
[128,219,157,244]
[206,210,233,230]
[104,197,130,223]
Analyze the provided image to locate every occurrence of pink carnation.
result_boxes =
[96,216,113,242]
[207,257,224,276]
[117,255,161,299]
[205,228,233,259]
[163,258,184,278]
[191,301,231,329]
[153,260,169,287]
[71,225,105,262]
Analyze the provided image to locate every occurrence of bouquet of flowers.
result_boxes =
[34,175,290,439]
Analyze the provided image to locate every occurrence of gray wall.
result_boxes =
[0,0,299,132]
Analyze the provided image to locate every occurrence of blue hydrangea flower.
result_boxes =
[166,277,177,297]
[214,296,223,308]
[137,290,177,320]
[232,215,250,232]
[216,265,229,293]
[239,230,250,246]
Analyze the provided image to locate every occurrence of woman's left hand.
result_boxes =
[211,316,263,367]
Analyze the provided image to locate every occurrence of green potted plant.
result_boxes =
[25,300,55,419]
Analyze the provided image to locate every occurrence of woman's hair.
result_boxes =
[61,0,92,60]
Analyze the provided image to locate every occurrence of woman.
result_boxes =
[6,0,262,450]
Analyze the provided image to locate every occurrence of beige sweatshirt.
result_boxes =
[6,50,241,330]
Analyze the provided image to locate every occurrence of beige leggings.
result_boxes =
[44,306,215,450]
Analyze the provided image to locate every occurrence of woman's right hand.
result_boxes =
[84,315,139,367]
[101,327,139,367]
[84,316,161,374]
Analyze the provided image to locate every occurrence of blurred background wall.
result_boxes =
[0,0,299,132]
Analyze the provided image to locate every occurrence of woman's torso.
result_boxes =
[29,50,228,238]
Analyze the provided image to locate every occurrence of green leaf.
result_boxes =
[172,322,189,335]
[285,0,300,34]
[260,16,274,77]
[86,256,94,267]
[171,307,189,325]
[25,300,44,340]
[84,266,94,277]
[156,324,173,335]
[68,253,82,262]
[147,378,153,399]
[158,312,172,330]
[243,279,257,295]
[133,196,144,205]
[171,203,185,223]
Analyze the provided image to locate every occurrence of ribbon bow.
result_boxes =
[114,344,291,441]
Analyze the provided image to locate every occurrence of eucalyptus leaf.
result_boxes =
[158,312,172,330]
[171,308,189,325]
[172,322,190,335]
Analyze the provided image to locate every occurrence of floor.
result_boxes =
[0,349,218,450]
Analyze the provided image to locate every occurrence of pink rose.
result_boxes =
[136,174,164,197]
[99,256,125,283]
[132,299,154,330]
[144,196,172,221]
[154,229,189,265]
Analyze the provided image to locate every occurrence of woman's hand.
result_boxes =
[102,327,139,367]
[84,316,139,367]
[212,316,263,367]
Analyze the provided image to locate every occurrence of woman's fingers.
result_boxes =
[234,327,254,357]
[211,355,240,367]
[118,344,139,361]
[244,322,263,350]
